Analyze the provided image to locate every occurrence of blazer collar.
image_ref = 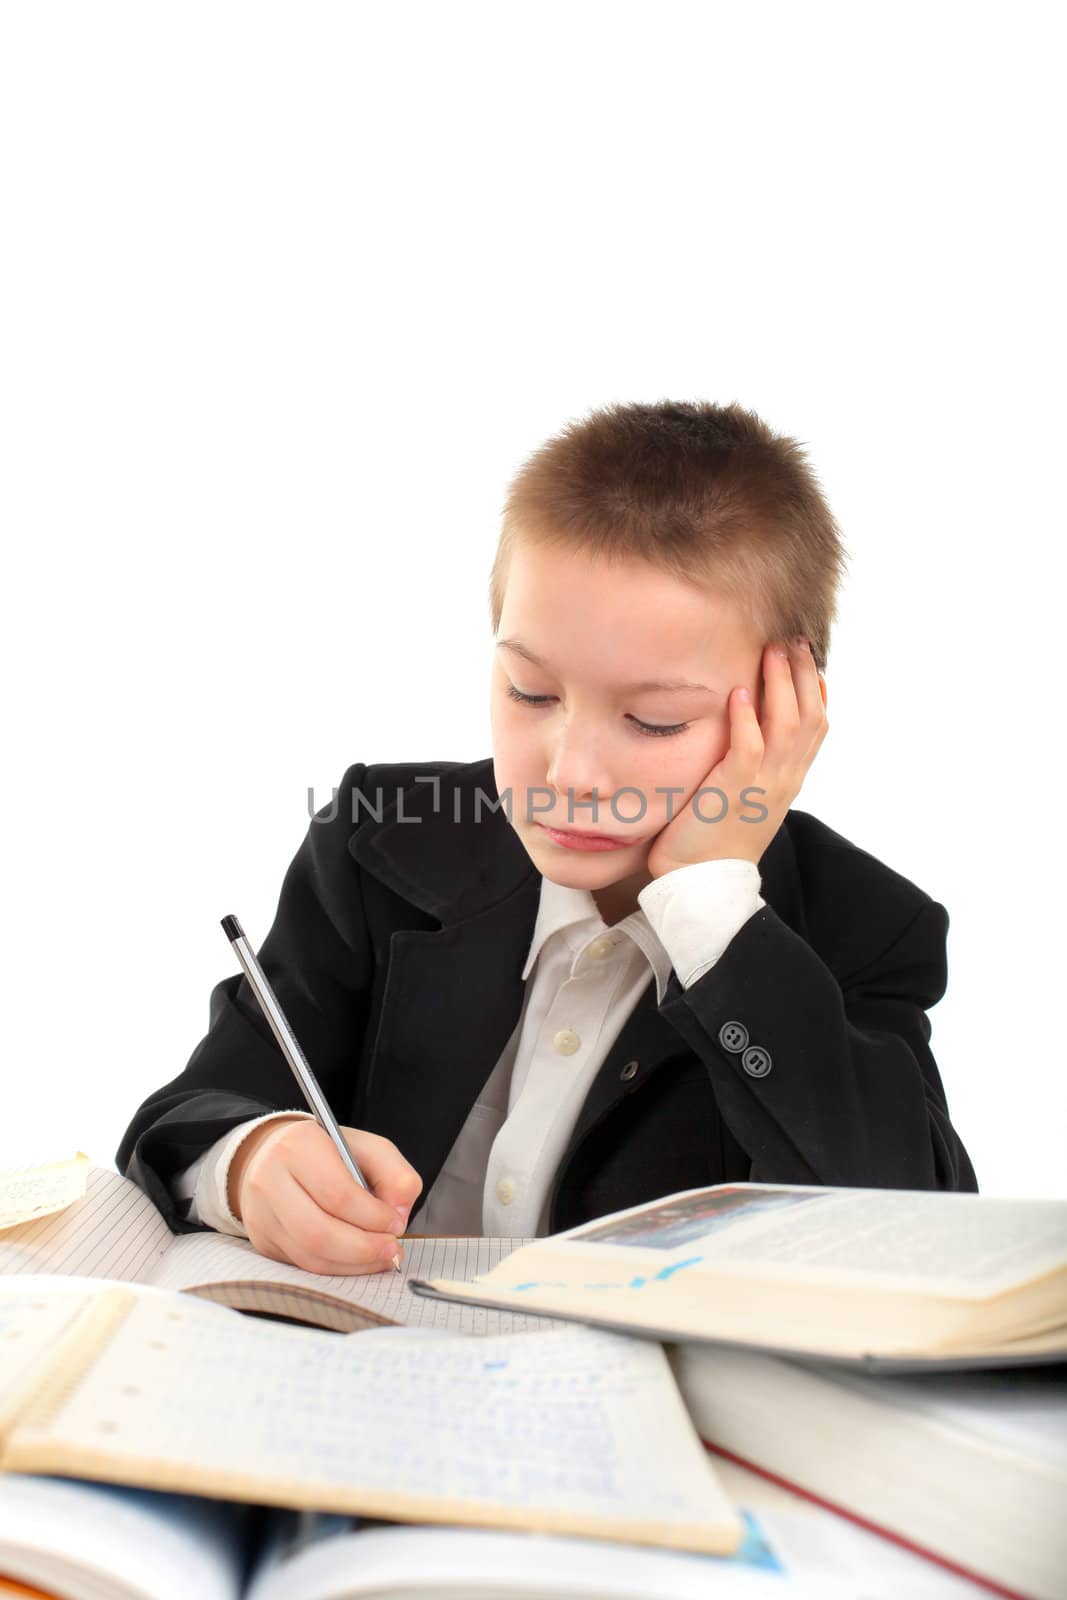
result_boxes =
[347,758,537,925]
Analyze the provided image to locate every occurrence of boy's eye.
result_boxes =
[504,682,690,739]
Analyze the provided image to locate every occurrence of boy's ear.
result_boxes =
[818,673,828,709]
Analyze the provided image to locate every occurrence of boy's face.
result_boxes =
[490,538,768,921]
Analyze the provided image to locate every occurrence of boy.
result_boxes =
[116,400,977,1277]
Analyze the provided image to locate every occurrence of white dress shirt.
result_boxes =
[171,858,764,1238]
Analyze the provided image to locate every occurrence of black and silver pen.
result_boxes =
[220,914,402,1272]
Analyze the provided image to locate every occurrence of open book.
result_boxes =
[410,1181,1067,1369]
[0,1165,556,1336]
[0,1279,742,1556]
[0,1455,1000,1600]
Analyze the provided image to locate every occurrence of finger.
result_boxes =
[278,1167,402,1274]
[340,1127,424,1222]
[789,640,828,766]
[760,640,801,754]
[293,1126,419,1236]
[247,1216,334,1275]
[242,1185,392,1279]
[791,637,826,729]
[714,684,764,802]
[272,1214,398,1278]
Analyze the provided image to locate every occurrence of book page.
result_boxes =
[244,1495,986,1600]
[679,1189,1067,1295]
[5,1290,743,1554]
[0,1167,172,1283]
[246,1514,852,1600]
[0,1471,254,1600]
[445,1183,1067,1301]
[0,1155,89,1232]
[152,1230,564,1334]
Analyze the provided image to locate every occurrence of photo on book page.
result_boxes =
[570,1185,822,1250]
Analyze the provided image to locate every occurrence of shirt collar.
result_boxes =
[519,873,673,1004]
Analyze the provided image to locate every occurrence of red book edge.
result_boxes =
[702,1439,1029,1600]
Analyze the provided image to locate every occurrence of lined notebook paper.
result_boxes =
[156,1232,556,1333]
[0,1166,559,1335]
[0,1168,172,1280]
[4,1289,741,1551]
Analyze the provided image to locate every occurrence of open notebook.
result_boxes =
[0,1164,559,1335]
[0,1280,743,1556]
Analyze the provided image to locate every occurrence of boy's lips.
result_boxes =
[534,821,644,850]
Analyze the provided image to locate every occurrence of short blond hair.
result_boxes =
[489,399,848,672]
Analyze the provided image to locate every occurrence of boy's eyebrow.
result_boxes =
[495,637,720,695]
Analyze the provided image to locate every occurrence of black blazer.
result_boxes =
[116,757,978,1234]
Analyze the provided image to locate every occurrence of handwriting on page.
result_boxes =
[0,1156,89,1232]
[27,1297,724,1529]
[0,1168,173,1281]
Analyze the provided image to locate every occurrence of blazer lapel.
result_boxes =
[347,760,542,1192]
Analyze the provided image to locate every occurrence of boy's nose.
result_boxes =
[543,719,617,807]
[544,765,615,824]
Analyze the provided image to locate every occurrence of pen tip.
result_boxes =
[392,1254,402,1273]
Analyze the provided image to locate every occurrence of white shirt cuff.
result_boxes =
[638,858,765,989]
[180,1111,314,1235]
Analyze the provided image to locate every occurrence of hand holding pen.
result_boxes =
[220,916,423,1276]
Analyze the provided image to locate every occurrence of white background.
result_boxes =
[1,3,1062,1196]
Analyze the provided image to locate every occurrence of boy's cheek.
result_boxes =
[648,733,731,800]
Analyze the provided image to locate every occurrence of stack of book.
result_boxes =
[0,1157,1064,1600]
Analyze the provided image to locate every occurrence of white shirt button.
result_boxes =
[496,1176,516,1205]
[588,936,615,960]
[553,1028,581,1055]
